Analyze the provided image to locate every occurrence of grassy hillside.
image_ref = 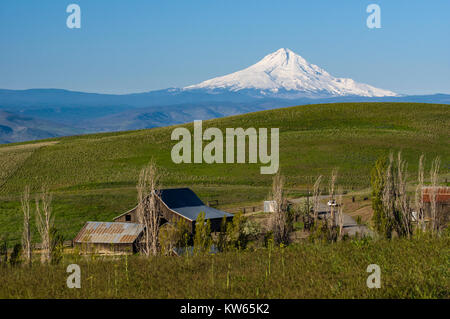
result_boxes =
[0,102,449,244]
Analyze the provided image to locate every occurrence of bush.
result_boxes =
[159,219,190,255]
[217,212,258,251]
[293,221,304,231]
[50,227,64,265]
[193,212,212,255]
[9,244,22,266]
[0,236,8,266]
[308,220,338,243]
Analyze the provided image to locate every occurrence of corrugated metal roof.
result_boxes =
[174,205,233,221]
[422,186,450,203]
[74,222,143,244]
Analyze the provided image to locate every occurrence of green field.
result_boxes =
[0,102,449,245]
[1,236,448,298]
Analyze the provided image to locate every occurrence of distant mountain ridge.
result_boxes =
[0,110,82,144]
[0,48,448,143]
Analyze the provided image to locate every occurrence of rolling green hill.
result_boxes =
[0,102,449,244]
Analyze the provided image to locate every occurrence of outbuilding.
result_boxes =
[114,187,233,233]
[73,221,144,254]
[422,186,450,224]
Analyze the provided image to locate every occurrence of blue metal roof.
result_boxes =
[159,188,233,221]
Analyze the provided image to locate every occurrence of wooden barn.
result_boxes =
[73,221,144,254]
[114,187,233,233]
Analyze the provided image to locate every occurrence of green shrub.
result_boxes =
[9,243,22,266]
[193,212,212,255]
[50,227,64,265]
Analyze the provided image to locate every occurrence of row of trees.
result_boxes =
[0,185,63,267]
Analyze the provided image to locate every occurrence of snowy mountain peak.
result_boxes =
[256,48,314,70]
[184,48,396,98]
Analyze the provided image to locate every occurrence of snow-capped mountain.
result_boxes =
[185,48,396,98]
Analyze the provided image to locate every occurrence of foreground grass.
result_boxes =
[1,236,448,298]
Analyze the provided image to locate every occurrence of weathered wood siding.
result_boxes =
[74,242,136,254]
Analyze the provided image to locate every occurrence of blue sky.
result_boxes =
[0,0,449,95]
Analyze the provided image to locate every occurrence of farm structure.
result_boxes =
[73,222,143,254]
[114,187,234,233]
[422,186,450,224]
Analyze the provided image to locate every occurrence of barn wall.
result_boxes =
[74,242,135,254]
[114,209,139,223]
[114,198,195,231]
[159,200,194,232]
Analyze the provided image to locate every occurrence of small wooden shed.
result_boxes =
[73,221,144,254]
